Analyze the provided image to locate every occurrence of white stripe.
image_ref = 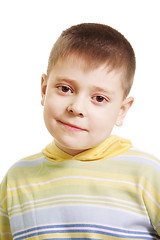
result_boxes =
[7,176,160,209]
[0,206,7,214]
[9,198,146,216]
[5,176,147,190]
[13,221,153,236]
[10,203,148,221]
[0,211,9,218]
[13,223,155,240]
[0,231,12,236]
[8,194,145,211]
[0,196,7,205]
[139,184,160,208]
[115,154,160,171]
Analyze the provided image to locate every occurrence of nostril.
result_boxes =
[67,105,85,117]
[79,113,84,118]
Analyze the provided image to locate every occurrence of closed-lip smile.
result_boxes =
[58,120,87,131]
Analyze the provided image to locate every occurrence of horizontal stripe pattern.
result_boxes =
[12,223,160,240]
[8,194,147,216]
[9,204,152,234]
[1,147,160,239]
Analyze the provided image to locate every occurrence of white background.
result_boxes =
[0,0,160,182]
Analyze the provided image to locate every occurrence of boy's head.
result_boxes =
[47,23,136,98]
[41,23,135,155]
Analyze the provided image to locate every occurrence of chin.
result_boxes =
[55,140,89,154]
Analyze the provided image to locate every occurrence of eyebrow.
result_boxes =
[55,77,114,95]
[55,77,76,85]
[91,86,114,95]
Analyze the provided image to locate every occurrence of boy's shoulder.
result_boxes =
[11,152,45,168]
[119,146,160,172]
[125,146,159,163]
[4,152,47,180]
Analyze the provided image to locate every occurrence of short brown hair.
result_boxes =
[47,23,136,97]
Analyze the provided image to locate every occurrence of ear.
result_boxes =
[41,74,48,106]
[115,96,134,127]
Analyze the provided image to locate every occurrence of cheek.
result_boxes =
[44,96,69,124]
[44,96,60,114]
[43,104,56,128]
[89,114,108,132]
[91,107,120,129]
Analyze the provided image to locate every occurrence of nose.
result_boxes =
[67,96,86,118]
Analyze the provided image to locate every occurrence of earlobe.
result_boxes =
[115,96,134,127]
[41,74,48,106]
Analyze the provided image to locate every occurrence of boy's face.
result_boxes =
[41,55,133,155]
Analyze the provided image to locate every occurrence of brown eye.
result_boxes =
[61,86,70,92]
[95,96,105,102]
[58,86,72,93]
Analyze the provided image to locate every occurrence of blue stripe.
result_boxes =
[14,230,158,240]
[44,239,101,240]
[13,224,159,240]
[11,205,149,232]
[13,223,158,237]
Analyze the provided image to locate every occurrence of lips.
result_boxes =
[58,120,87,131]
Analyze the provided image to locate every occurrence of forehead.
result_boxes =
[52,53,125,77]
[49,55,124,98]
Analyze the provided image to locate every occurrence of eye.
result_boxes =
[58,86,72,93]
[93,95,108,103]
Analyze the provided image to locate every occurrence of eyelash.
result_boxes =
[57,85,73,93]
[92,96,109,103]
[57,85,109,103]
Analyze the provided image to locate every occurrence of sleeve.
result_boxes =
[142,159,160,236]
[0,176,13,240]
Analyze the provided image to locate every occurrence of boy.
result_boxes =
[0,23,160,240]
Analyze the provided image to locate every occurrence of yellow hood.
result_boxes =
[42,135,132,162]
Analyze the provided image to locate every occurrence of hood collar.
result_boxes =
[42,135,132,162]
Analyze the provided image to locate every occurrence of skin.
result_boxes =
[41,54,134,156]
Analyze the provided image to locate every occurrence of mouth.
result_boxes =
[58,120,87,132]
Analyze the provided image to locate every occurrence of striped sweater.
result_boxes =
[0,135,160,240]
